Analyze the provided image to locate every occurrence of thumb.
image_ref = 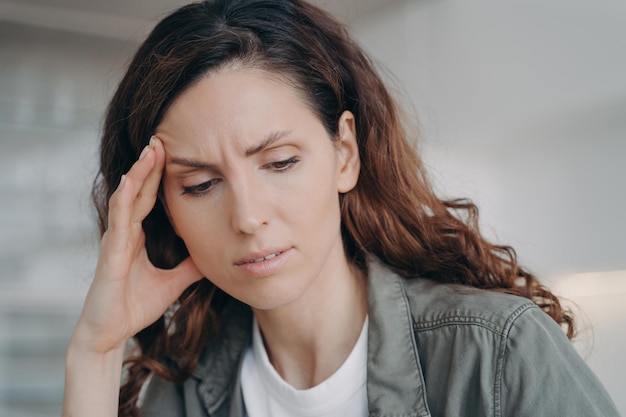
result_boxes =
[162,257,204,296]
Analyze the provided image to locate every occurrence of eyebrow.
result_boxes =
[167,130,291,169]
[245,130,290,157]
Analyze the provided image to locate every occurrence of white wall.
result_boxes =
[350,0,626,412]
[0,21,137,415]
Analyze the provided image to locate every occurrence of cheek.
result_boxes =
[163,189,186,233]
[285,163,341,231]
[163,191,218,252]
[172,212,228,276]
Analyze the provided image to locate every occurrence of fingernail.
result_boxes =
[118,174,127,189]
[139,145,151,160]
[149,135,157,147]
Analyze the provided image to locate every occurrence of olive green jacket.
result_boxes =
[140,258,620,417]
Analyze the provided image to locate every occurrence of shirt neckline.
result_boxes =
[250,315,369,414]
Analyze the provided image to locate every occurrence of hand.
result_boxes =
[71,137,203,354]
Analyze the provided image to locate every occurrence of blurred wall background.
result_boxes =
[0,0,624,415]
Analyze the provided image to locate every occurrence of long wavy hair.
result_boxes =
[92,0,575,415]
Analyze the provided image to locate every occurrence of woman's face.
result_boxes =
[157,69,360,311]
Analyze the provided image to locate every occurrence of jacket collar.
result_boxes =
[192,299,252,416]
[366,256,431,417]
[192,257,431,417]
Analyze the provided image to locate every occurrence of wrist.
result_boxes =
[69,318,129,356]
[63,336,125,417]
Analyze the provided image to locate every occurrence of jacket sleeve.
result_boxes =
[139,373,185,417]
[500,306,620,417]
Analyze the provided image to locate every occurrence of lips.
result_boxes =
[235,249,287,265]
[234,248,293,277]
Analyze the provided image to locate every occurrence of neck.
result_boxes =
[252,253,367,390]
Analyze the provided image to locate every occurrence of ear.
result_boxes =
[335,110,360,193]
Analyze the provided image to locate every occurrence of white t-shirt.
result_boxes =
[241,317,369,417]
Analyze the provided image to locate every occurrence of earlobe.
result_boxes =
[336,110,360,193]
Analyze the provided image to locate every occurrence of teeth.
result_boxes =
[249,252,280,263]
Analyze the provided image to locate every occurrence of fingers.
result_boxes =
[109,136,165,229]
[105,173,134,254]
[105,137,164,253]
[132,137,166,222]
[162,257,204,299]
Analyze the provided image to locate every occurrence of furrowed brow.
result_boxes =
[167,157,215,170]
[245,130,291,157]
[167,130,292,168]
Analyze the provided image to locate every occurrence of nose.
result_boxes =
[229,178,268,235]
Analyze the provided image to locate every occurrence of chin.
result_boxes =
[238,286,307,312]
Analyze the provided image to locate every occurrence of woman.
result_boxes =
[62,0,620,416]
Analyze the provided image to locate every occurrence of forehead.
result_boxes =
[155,69,317,153]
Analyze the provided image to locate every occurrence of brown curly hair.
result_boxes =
[91,0,574,415]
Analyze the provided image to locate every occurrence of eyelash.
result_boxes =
[181,179,220,196]
[265,156,300,172]
[181,156,301,197]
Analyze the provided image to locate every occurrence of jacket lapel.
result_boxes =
[193,299,252,417]
[366,257,431,417]
[192,258,431,417]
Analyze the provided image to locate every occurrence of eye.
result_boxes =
[181,179,221,196]
[266,156,300,172]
